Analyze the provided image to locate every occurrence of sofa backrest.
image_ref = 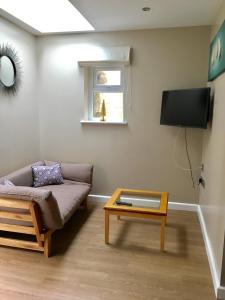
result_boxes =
[45,161,93,185]
[61,163,93,185]
[0,161,45,187]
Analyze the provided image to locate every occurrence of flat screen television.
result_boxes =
[160,88,211,128]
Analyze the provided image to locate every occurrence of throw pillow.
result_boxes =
[3,179,15,187]
[32,164,64,187]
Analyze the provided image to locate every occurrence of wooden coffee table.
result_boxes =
[104,188,169,250]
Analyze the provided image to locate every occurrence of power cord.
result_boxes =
[184,128,195,189]
[173,127,201,189]
[173,127,202,171]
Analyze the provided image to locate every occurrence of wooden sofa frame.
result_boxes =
[0,197,88,257]
[0,197,54,257]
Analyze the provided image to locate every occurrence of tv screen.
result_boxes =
[160,88,211,128]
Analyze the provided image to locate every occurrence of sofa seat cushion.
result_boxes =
[37,181,90,224]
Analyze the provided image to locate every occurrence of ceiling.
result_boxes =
[0,0,223,35]
[71,0,223,31]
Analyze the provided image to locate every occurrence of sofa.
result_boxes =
[0,161,93,257]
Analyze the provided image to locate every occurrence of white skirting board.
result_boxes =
[88,194,225,299]
[88,194,198,212]
[197,206,225,300]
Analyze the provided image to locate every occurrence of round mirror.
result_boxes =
[0,55,15,87]
[0,44,21,95]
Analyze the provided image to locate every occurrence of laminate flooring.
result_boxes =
[0,201,216,300]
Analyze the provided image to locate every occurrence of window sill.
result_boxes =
[80,120,128,125]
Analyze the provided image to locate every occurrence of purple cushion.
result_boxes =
[3,179,15,187]
[0,179,15,187]
[32,164,64,188]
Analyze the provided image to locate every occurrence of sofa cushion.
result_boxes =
[45,161,93,184]
[32,164,64,187]
[38,181,90,224]
[0,161,45,187]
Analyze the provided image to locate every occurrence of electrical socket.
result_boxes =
[198,177,205,188]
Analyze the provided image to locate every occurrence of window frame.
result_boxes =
[88,66,125,122]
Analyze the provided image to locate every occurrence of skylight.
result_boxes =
[0,0,94,33]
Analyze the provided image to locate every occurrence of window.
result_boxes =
[78,46,130,124]
[88,67,125,123]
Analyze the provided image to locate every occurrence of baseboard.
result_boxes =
[197,205,225,299]
[88,193,224,299]
[88,194,109,202]
[197,206,219,294]
[88,194,198,212]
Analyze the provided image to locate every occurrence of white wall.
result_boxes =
[0,15,211,205]
[199,1,225,294]
[0,16,40,174]
[37,27,210,203]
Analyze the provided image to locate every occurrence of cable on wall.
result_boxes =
[173,127,202,172]
[173,127,202,189]
[184,128,195,189]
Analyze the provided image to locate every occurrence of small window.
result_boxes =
[88,67,125,122]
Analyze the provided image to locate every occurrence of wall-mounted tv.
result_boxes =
[160,88,211,129]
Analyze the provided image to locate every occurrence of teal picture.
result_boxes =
[208,20,225,81]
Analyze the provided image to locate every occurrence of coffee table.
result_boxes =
[104,188,169,250]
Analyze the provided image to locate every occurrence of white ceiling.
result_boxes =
[70,0,223,31]
[0,0,223,34]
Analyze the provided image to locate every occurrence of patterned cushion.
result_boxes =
[3,179,15,187]
[0,179,15,187]
[32,164,64,187]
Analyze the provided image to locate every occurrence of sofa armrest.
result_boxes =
[61,163,93,185]
[0,161,46,187]
[0,185,63,230]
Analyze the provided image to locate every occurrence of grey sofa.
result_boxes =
[0,161,93,256]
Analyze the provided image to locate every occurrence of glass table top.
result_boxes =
[113,193,161,210]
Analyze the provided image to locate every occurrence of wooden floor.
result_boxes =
[0,201,216,300]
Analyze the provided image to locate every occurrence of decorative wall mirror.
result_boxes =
[0,44,21,95]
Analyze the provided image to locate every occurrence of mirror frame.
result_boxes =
[0,44,21,95]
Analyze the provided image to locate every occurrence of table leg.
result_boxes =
[105,210,109,244]
[160,216,166,251]
[117,215,120,220]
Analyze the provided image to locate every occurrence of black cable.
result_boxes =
[184,128,195,189]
